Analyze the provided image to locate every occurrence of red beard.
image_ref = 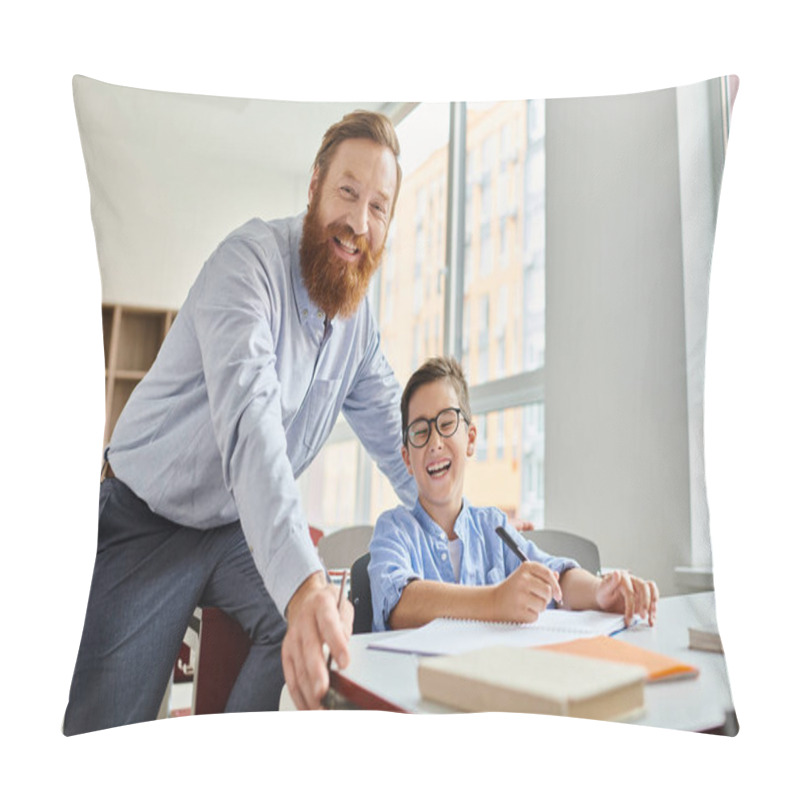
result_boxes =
[299,198,385,320]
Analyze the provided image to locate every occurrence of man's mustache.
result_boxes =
[327,223,372,258]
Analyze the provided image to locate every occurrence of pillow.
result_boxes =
[69,75,737,736]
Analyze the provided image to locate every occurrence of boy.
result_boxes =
[368,356,659,632]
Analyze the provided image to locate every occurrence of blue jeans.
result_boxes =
[63,478,287,735]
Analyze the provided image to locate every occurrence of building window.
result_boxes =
[496,411,505,460]
[308,100,547,530]
[475,414,488,462]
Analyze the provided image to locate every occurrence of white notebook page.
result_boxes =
[368,609,628,656]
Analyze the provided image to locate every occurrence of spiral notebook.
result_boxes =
[369,609,629,656]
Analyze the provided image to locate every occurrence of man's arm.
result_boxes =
[196,234,354,707]
[193,232,321,616]
[342,310,417,507]
[282,572,354,709]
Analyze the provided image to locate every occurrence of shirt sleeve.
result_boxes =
[342,308,417,508]
[192,233,321,616]
[368,510,422,631]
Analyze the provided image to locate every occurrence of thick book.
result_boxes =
[536,635,699,682]
[688,625,724,653]
[370,609,629,656]
[417,645,647,721]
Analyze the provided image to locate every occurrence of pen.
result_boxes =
[494,525,529,563]
[494,525,562,605]
[328,568,348,671]
[319,559,349,710]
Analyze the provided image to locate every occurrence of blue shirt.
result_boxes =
[107,213,417,615]
[368,499,579,631]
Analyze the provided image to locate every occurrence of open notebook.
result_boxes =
[369,609,631,656]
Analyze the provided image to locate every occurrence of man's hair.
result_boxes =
[401,356,472,441]
[313,110,402,217]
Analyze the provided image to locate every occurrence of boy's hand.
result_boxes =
[491,562,562,623]
[281,571,354,709]
[595,570,658,626]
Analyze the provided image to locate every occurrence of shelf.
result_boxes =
[117,309,169,372]
[102,303,177,450]
[109,378,139,429]
[115,370,150,381]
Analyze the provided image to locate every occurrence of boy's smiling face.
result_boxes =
[402,378,477,533]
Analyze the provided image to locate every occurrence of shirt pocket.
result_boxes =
[301,377,344,453]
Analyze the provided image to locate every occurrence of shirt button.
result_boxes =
[317,311,323,318]
[441,552,447,561]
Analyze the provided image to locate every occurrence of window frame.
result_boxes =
[323,100,546,524]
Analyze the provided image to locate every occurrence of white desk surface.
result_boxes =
[335,591,735,732]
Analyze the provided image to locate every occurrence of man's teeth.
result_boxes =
[335,237,358,254]
[427,461,451,476]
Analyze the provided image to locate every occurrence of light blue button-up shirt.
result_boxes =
[108,213,416,615]
[368,499,578,631]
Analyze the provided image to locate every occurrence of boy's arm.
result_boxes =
[559,567,659,625]
[388,561,563,629]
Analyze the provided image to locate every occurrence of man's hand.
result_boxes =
[508,517,535,533]
[281,571,354,710]
[595,570,659,626]
[490,562,562,623]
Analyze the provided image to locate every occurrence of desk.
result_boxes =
[333,591,737,734]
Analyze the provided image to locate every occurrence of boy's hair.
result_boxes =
[313,110,402,219]
[401,356,472,441]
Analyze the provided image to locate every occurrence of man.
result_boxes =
[64,110,417,734]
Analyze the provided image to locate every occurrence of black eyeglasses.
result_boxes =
[404,407,469,448]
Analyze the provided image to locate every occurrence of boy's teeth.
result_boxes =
[427,461,450,476]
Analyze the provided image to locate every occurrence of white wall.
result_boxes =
[73,77,377,310]
[544,87,692,595]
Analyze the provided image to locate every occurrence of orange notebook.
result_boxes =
[536,636,699,682]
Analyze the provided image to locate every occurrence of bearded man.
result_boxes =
[64,111,417,734]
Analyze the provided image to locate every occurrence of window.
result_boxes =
[477,294,490,383]
[475,414,488,462]
[298,85,729,584]
[301,100,547,529]
[462,301,471,361]
[498,167,508,218]
[496,411,505,460]
[499,217,509,270]
[464,238,473,290]
[382,228,395,324]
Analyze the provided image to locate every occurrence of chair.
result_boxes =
[316,525,373,571]
[520,528,601,576]
[167,524,324,717]
[308,525,324,547]
[191,607,252,715]
[348,552,373,634]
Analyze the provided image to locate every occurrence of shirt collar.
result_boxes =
[412,497,472,541]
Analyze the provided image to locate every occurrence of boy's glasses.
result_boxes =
[404,407,468,448]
